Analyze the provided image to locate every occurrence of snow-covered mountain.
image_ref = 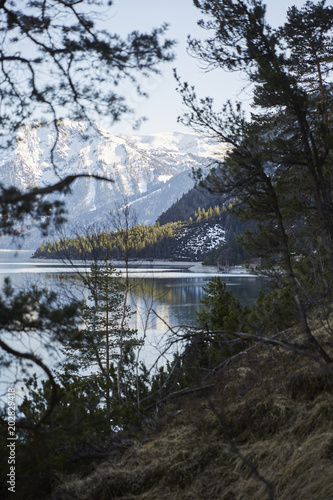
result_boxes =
[0,121,225,247]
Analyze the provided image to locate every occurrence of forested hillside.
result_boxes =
[34,194,257,264]
[156,186,256,265]
[157,185,222,225]
[33,208,230,263]
[34,222,182,260]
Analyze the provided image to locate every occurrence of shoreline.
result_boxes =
[0,251,257,276]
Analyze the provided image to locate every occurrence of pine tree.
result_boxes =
[177,0,333,362]
[62,262,139,423]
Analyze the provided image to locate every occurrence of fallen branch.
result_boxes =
[209,400,275,500]
[207,329,323,363]
[144,383,215,411]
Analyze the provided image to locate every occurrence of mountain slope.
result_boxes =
[157,185,222,225]
[0,122,226,247]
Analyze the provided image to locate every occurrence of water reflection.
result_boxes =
[0,251,270,374]
[128,275,268,334]
[0,250,268,337]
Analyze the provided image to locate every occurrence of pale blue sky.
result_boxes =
[106,0,310,135]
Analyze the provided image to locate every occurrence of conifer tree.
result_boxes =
[62,262,139,422]
[177,0,333,362]
[0,0,175,406]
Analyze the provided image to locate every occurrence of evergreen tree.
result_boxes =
[0,2,174,495]
[198,278,244,332]
[62,262,139,424]
[177,0,333,362]
[176,278,249,382]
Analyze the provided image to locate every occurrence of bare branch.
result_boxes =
[0,337,59,429]
[207,329,323,363]
[209,400,275,500]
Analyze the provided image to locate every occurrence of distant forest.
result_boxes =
[34,188,253,265]
[157,185,222,225]
[34,221,183,260]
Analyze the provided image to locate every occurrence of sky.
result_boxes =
[105,0,310,136]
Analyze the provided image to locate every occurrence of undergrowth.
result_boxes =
[52,328,333,500]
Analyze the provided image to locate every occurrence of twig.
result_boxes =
[208,329,322,363]
[144,384,215,411]
[209,400,274,500]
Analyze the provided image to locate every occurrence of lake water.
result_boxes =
[0,249,266,330]
[0,249,268,401]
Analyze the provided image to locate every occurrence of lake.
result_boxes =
[0,250,268,399]
[0,249,266,330]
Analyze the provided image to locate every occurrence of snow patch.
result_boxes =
[138,182,147,193]
[175,222,226,259]
[158,174,173,183]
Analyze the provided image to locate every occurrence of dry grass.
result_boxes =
[52,329,333,500]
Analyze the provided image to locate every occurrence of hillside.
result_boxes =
[156,189,255,265]
[51,327,333,500]
[34,203,256,264]
[157,185,222,225]
[34,216,227,262]
[33,173,258,263]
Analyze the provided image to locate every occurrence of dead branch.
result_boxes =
[209,400,275,500]
[144,383,215,411]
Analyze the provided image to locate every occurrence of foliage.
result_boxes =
[197,277,245,332]
[156,185,222,225]
[0,0,174,238]
[0,0,175,140]
[245,285,296,336]
[4,0,333,496]
[4,263,149,499]
[177,0,333,362]
[14,370,109,498]
[50,330,333,500]
[0,278,79,419]
[183,278,249,381]
[0,2,175,496]
[34,207,254,264]
[0,277,80,496]
[62,262,141,420]
[184,277,296,381]
[149,278,249,394]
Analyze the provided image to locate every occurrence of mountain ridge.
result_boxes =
[0,122,226,248]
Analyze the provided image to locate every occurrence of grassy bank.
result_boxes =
[52,327,333,500]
